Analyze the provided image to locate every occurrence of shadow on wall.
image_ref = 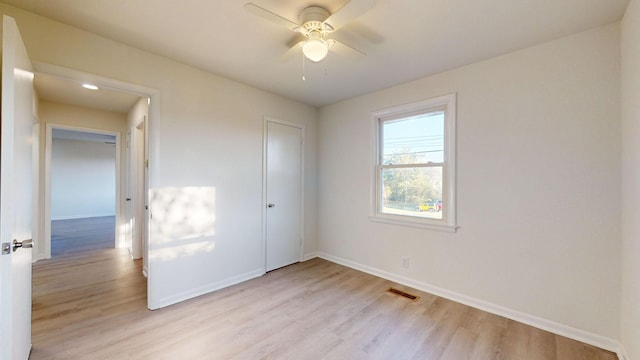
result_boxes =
[149,186,217,261]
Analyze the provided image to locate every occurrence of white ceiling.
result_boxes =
[5,0,630,107]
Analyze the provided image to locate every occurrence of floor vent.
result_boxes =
[387,287,419,301]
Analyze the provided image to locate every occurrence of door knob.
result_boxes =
[267,203,276,208]
[13,239,33,252]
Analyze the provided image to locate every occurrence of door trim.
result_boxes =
[43,123,121,259]
[262,117,305,272]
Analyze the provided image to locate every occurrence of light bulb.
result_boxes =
[302,39,328,62]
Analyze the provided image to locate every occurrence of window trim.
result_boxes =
[370,93,457,232]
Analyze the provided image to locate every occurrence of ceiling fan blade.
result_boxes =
[329,39,367,58]
[323,0,375,31]
[244,3,300,31]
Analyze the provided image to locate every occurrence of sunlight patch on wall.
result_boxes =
[117,222,128,249]
[149,186,217,261]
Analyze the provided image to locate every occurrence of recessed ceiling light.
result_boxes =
[82,83,99,90]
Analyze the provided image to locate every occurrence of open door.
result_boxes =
[124,129,133,254]
[130,118,144,260]
[0,15,35,360]
[140,116,149,276]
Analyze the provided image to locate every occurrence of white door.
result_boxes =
[133,117,148,273]
[265,120,303,272]
[124,130,133,256]
[141,117,149,276]
[0,15,35,360]
[125,130,133,254]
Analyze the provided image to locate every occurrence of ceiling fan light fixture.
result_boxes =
[302,38,328,62]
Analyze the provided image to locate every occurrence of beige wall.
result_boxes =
[0,4,318,309]
[50,138,117,220]
[39,101,127,132]
[621,0,640,358]
[318,24,621,345]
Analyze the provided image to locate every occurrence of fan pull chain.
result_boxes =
[302,53,306,81]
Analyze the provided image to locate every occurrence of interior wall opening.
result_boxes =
[49,128,117,256]
[31,63,156,309]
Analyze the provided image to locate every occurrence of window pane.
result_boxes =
[382,111,444,165]
[381,166,443,219]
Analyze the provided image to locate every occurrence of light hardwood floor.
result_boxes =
[31,249,617,360]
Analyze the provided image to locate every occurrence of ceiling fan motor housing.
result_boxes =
[299,6,334,33]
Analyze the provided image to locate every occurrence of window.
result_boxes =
[372,94,456,231]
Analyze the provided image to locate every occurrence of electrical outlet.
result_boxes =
[402,257,410,269]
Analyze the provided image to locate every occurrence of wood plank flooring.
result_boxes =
[51,216,115,256]
[31,250,617,360]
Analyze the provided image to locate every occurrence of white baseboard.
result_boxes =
[149,268,265,310]
[32,251,48,263]
[317,252,623,356]
[301,251,318,262]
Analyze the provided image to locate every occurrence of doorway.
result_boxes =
[43,123,123,259]
[31,64,155,304]
[49,127,118,256]
[34,68,152,266]
[263,118,304,272]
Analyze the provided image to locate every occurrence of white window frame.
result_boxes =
[370,93,457,232]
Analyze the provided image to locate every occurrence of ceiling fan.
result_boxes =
[244,0,376,63]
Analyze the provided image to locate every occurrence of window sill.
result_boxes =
[369,215,458,233]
